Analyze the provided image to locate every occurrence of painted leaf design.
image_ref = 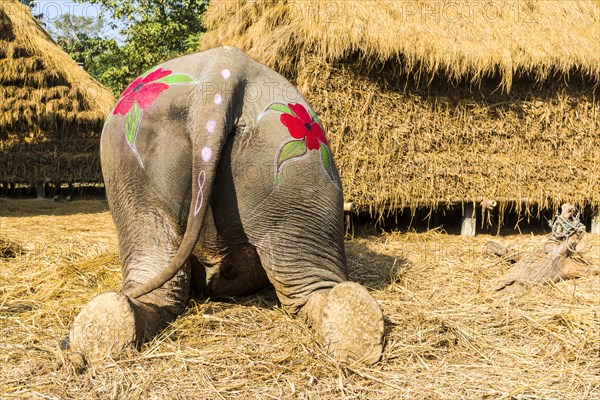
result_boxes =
[266,102,294,116]
[320,143,335,181]
[257,102,296,122]
[156,73,196,85]
[277,140,307,174]
[125,102,142,145]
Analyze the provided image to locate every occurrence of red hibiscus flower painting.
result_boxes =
[279,103,328,150]
[258,102,337,186]
[109,67,197,167]
[113,68,172,116]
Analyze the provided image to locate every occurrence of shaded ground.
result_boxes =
[1,199,599,399]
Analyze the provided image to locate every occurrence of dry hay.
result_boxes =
[0,0,114,183]
[202,0,600,90]
[200,0,600,219]
[300,59,600,219]
[0,236,21,258]
[1,199,599,399]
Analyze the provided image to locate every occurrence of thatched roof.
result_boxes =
[0,0,115,184]
[202,0,600,90]
[202,0,600,218]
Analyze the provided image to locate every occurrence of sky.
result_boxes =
[32,0,125,43]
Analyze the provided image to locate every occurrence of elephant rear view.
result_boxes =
[68,46,384,365]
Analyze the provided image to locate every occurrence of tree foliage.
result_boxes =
[86,0,207,94]
[50,14,122,91]
[19,0,43,20]
[50,0,208,95]
[19,0,36,7]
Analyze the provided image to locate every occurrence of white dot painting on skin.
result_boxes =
[205,120,216,133]
[201,147,212,162]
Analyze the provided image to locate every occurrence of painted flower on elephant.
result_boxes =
[113,68,172,116]
[258,102,338,186]
[279,103,328,150]
[110,67,198,167]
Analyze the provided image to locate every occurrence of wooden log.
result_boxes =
[485,241,513,259]
[461,203,476,236]
[35,180,46,198]
[343,202,356,212]
[591,212,600,235]
[485,241,524,263]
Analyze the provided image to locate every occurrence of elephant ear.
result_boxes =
[276,140,308,179]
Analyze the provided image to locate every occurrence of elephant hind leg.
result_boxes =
[69,209,192,364]
[69,263,191,365]
[69,292,137,364]
[254,243,384,365]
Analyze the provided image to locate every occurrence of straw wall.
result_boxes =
[298,57,599,216]
[0,1,114,184]
[201,0,600,217]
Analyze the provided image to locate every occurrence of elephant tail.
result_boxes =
[126,64,240,299]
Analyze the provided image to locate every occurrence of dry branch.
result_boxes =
[491,205,599,291]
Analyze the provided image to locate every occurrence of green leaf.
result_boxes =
[320,143,335,181]
[308,107,323,126]
[156,73,196,84]
[276,140,307,174]
[267,102,294,116]
[125,102,142,145]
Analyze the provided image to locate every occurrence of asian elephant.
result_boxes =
[68,46,384,365]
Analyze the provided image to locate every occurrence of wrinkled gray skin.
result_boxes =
[68,47,383,365]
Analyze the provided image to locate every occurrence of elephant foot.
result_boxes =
[69,291,137,364]
[306,282,384,365]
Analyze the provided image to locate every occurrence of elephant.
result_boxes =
[67,46,384,365]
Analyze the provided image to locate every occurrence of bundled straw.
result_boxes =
[202,0,600,90]
[0,0,114,184]
[201,0,600,219]
[0,236,21,258]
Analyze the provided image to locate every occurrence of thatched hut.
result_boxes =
[0,0,114,189]
[201,0,600,227]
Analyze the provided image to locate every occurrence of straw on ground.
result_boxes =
[1,199,598,399]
